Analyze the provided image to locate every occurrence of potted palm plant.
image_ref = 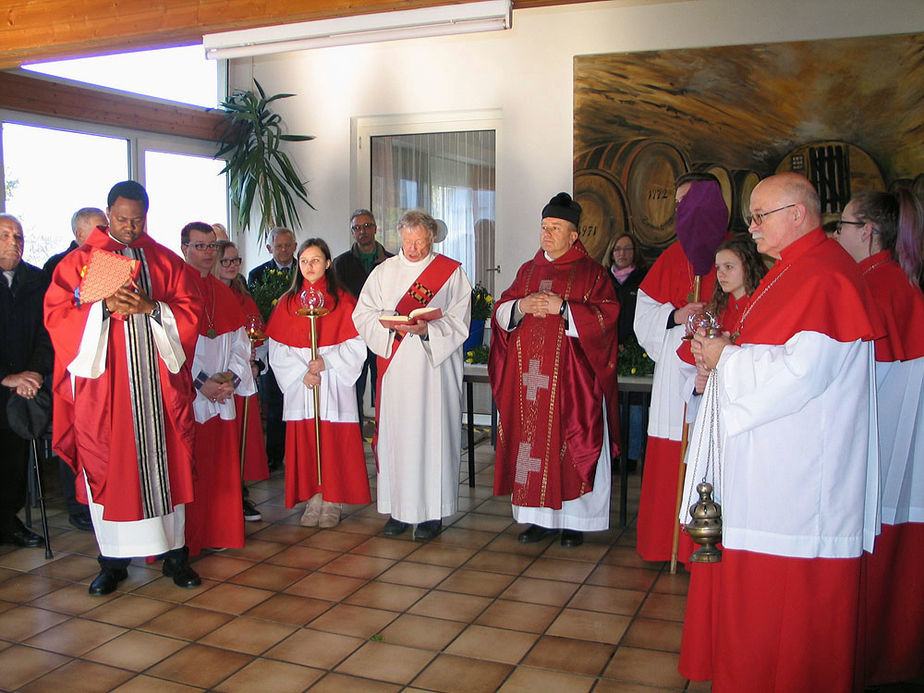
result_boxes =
[215,80,315,241]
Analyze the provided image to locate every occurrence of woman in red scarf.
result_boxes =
[266,239,371,528]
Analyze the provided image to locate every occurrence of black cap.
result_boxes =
[542,192,581,227]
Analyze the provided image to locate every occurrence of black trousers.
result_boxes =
[0,428,29,531]
[260,367,286,465]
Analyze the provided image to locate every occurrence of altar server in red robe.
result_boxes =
[490,192,621,548]
[680,173,883,691]
[180,222,255,555]
[268,239,370,528]
[44,181,202,594]
[215,240,269,522]
[837,189,924,686]
[633,172,727,563]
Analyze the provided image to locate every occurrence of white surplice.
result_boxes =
[189,327,256,424]
[353,251,471,524]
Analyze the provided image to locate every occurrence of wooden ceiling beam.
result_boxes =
[0,0,582,70]
[0,71,226,141]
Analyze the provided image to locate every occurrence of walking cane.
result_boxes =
[31,438,54,560]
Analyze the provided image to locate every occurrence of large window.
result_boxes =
[1,122,128,265]
[22,46,220,109]
[1,115,228,265]
[355,111,500,292]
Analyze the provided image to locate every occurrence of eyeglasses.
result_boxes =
[351,222,376,232]
[835,219,865,233]
[745,204,797,227]
[220,257,243,266]
[184,242,219,251]
[612,246,634,253]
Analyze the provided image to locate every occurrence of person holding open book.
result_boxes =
[266,239,370,528]
[353,210,471,540]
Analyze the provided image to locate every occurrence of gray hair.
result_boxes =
[397,209,437,241]
[0,213,23,234]
[350,209,375,224]
[71,207,106,235]
[269,226,296,242]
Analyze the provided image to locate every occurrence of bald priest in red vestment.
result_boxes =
[490,192,621,548]
[680,173,884,692]
[44,181,202,595]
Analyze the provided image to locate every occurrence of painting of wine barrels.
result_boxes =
[574,33,923,261]
[573,167,629,264]
[776,141,884,220]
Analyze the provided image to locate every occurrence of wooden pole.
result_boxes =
[670,275,701,574]
[309,314,323,484]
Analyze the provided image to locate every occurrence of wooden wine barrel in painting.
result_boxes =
[776,141,885,220]
[573,167,629,264]
[692,164,761,231]
[614,139,689,246]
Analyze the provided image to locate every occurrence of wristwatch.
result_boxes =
[559,300,567,316]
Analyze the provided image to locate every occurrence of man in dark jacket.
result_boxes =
[332,209,392,416]
[0,213,53,548]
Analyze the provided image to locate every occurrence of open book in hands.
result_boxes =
[378,306,443,329]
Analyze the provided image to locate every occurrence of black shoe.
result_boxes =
[518,524,558,544]
[242,499,262,522]
[68,512,93,532]
[268,458,284,472]
[414,520,442,540]
[560,529,584,548]
[0,521,44,548]
[382,517,409,536]
[162,547,202,589]
[89,567,128,596]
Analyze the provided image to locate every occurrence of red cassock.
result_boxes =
[489,241,621,508]
[679,230,883,692]
[266,280,370,508]
[634,241,717,561]
[229,287,269,482]
[859,251,924,686]
[44,228,199,522]
[183,273,249,556]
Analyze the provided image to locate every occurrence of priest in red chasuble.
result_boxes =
[44,181,202,595]
[180,222,256,556]
[489,192,621,548]
[680,173,883,691]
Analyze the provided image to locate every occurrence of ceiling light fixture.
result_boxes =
[203,0,512,60]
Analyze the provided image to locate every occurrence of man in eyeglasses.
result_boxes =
[44,180,202,595]
[180,222,256,556]
[680,172,883,690]
[332,209,393,418]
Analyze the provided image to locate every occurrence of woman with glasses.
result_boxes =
[835,188,924,687]
[214,241,269,522]
[266,239,371,528]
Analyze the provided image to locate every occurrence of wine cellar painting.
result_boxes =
[573,33,924,264]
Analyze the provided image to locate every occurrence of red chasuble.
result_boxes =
[490,240,620,509]
[266,278,370,507]
[44,228,200,521]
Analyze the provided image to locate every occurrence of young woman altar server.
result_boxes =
[266,239,371,528]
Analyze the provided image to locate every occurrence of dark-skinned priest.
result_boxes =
[489,192,621,548]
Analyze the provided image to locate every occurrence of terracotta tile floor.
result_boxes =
[2,435,923,692]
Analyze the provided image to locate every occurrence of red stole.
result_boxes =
[265,278,359,347]
[859,251,924,362]
[489,241,621,508]
[736,229,883,347]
